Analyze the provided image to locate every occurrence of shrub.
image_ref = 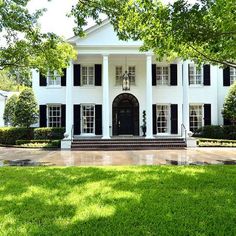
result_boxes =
[197,138,236,147]
[16,140,61,148]
[34,127,65,140]
[3,94,18,126]
[194,125,236,140]
[0,127,34,145]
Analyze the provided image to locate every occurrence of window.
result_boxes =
[156,66,169,85]
[81,66,94,86]
[115,66,136,85]
[156,105,170,133]
[48,73,61,86]
[230,67,236,85]
[115,66,123,85]
[48,105,61,127]
[189,64,203,85]
[189,105,203,132]
[81,105,95,134]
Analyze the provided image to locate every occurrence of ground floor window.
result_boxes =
[81,105,95,134]
[156,105,170,133]
[48,105,61,127]
[189,105,203,132]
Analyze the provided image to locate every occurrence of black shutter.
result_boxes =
[39,73,47,86]
[170,64,178,86]
[223,118,232,126]
[153,105,157,134]
[152,64,156,86]
[74,64,81,86]
[223,67,230,86]
[61,104,66,127]
[74,105,81,135]
[95,64,102,86]
[171,104,178,134]
[39,105,47,127]
[203,64,211,86]
[61,68,67,86]
[204,104,211,126]
[95,105,102,135]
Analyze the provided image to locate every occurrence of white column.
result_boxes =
[146,54,153,139]
[65,61,73,139]
[182,60,190,132]
[102,54,110,139]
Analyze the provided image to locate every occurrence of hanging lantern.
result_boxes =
[122,70,130,91]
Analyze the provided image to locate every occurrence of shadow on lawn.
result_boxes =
[0,166,236,235]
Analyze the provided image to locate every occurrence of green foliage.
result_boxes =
[34,127,65,140]
[72,0,236,67]
[16,140,61,148]
[0,127,34,145]
[0,0,76,76]
[0,166,236,234]
[14,88,38,127]
[197,138,236,147]
[3,94,18,126]
[222,82,236,124]
[194,125,236,140]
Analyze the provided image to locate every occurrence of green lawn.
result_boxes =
[0,166,236,236]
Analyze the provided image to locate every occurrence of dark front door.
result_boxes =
[118,107,133,135]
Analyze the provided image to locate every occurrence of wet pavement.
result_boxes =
[0,147,236,166]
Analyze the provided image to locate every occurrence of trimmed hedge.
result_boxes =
[34,127,65,140]
[194,125,236,140]
[0,128,34,145]
[16,140,61,148]
[197,138,236,147]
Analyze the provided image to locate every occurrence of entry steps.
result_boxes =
[71,138,186,151]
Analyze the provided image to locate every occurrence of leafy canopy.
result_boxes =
[71,0,236,67]
[222,82,236,124]
[0,0,77,76]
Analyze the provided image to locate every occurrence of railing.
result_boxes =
[71,124,74,141]
[181,123,187,143]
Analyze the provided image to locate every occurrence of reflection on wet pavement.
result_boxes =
[0,147,235,166]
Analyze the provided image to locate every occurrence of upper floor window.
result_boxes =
[156,66,169,85]
[81,66,94,86]
[189,105,203,132]
[115,66,136,85]
[230,67,236,85]
[189,64,203,85]
[48,73,61,86]
[48,105,61,127]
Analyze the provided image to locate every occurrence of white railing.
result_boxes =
[181,123,187,143]
[71,125,74,141]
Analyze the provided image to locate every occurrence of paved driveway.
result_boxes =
[0,147,236,166]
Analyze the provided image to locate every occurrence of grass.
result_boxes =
[0,166,236,235]
[197,138,236,147]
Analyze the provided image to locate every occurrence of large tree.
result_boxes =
[0,0,76,76]
[71,0,236,67]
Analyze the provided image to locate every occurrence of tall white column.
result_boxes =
[146,54,153,139]
[65,61,73,139]
[182,60,190,132]
[102,54,110,139]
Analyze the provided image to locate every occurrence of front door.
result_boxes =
[118,107,133,135]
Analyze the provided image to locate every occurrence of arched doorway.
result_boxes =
[112,93,139,136]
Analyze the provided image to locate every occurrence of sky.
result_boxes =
[27,0,197,39]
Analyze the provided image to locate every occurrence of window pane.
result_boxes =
[48,105,61,127]
[156,66,169,85]
[81,105,95,134]
[156,105,169,133]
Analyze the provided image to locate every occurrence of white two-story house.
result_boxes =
[32,20,235,148]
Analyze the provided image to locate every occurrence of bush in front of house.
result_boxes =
[197,138,236,147]
[16,140,61,148]
[0,127,34,145]
[194,125,236,140]
[34,127,65,140]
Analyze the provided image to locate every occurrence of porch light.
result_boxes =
[122,70,130,91]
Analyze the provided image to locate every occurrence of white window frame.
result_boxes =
[230,67,236,85]
[156,65,170,86]
[156,104,170,134]
[47,104,61,127]
[47,71,61,87]
[189,104,204,132]
[189,64,203,86]
[81,104,95,135]
[81,65,95,86]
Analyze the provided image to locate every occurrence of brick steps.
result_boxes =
[71,138,186,151]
